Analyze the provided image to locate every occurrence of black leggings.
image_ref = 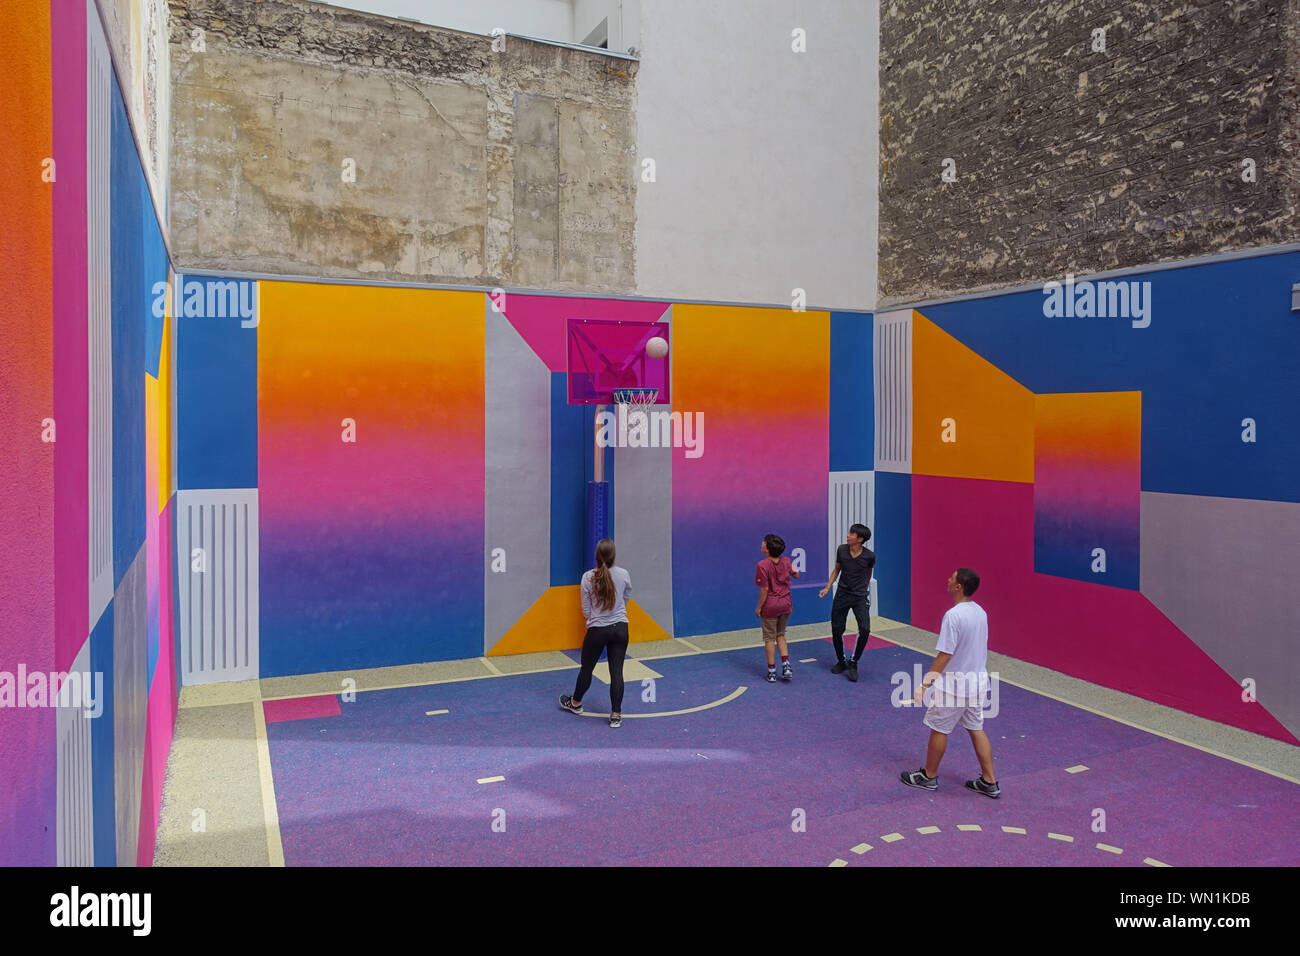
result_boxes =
[572,622,630,712]
[831,594,871,662]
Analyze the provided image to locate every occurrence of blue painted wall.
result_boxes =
[918,253,1300,503]
[176,278,258,490]
[874,471,911,624]
[110,92,145,585]
[830,311,874,472]
[88,605,115,866]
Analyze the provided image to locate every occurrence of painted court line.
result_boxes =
[261,665,579,701]
[578,685,747,718]
[251,699,286,867]
[986,672,1300,786]
[829,859,848,867]
[829,824,1175,868]
[593,659,661,684]
[799,658,818,663]
[1065,765,1089,774]
[477,775,505,785]
[259,629,1296,794]
[426,709,449,716]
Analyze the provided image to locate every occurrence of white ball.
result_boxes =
[645,336,669,359]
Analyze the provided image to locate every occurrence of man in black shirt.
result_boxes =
[819,523,876,682]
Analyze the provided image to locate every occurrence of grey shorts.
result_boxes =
[923,702,984,734]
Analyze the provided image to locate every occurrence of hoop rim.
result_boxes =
[611,386,660,405]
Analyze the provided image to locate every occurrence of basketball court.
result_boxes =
[153,619,1300,867]
[5,0,1299,895]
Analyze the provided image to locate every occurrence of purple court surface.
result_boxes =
[263,640,1300,866]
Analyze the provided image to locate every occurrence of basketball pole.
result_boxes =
[586,402,612,568]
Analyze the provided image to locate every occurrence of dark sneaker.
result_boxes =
[765,670,777,683]
[847,660,859,682]
[966,776,1001,799]
[609,714,622,728]
[781,662,793,681]
[831,660,849,674]
[900,768,938,791]
[559,694,582,715]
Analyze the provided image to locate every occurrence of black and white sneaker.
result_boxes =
[966,776,1001,799]
[609,714,622,728]
[765,669,777,683]
[559,694,582,715]
[781,662,793,681]
[900,768,938,791]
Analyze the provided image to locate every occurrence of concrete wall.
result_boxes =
[167,0,638,292]
[633,0,877,310]
[879,0,1300,305]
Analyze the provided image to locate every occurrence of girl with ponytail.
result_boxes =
[560,538,633,727]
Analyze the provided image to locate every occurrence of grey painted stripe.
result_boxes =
[1140,491,1300,741]
[483,304,552,652]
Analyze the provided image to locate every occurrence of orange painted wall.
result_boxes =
[912,311,1035,483]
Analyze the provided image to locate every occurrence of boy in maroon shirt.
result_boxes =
[756,533,799,682]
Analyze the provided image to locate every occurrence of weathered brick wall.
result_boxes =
[167,0,639,292]
[879,0,1300,305]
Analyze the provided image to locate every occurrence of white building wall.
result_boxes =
[573,0,641,52]
[634,0,878,311]
[319,0,578,41]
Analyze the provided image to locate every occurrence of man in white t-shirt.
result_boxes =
[899,568,1000,798]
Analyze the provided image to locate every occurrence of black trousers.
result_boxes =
[572,621,630,711]
[830,592,871,661]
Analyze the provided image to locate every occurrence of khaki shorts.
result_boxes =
[923,702,984,734]
[761,613,790,643]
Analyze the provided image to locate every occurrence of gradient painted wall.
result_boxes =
[910,251,1300,744]
[670,304,830,636]
[1033,391,1141,588]
[0,0,56,867]
[258,284,485,676]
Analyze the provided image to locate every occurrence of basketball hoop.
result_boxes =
[611,387,659,407]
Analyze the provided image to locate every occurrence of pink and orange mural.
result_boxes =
[1,0,180,866]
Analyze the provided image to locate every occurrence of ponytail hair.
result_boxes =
[591,538,617,611]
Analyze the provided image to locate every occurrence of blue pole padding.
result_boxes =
[586,480,610,569]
